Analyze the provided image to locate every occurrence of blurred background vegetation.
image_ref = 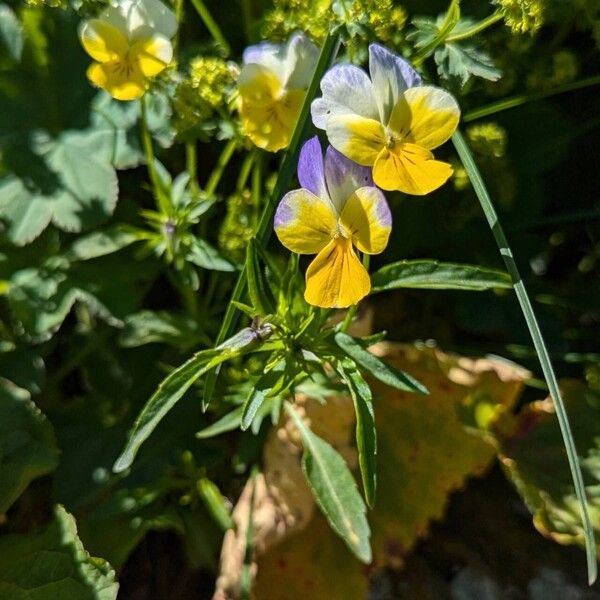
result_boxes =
[0,0,599,598]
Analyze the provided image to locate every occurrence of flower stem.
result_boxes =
[205,139,238,196]
[464,74,600,122]
[445,11,503,43]
[188,0,231,56]
[186,142,199,192]
[140,95,171,215]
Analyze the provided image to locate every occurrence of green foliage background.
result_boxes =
[0,0,599,597]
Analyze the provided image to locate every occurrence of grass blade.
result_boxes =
[452,129,597,584]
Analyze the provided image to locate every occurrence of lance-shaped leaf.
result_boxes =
[241,364,285,431]
[371,259,512,292]
[113,325,272,473]
[336,359,377,508]
[64,226,140,262]
[335,331,428,394]
[245,238,276,316]
[196,406,244,439]
[285,403,372,563]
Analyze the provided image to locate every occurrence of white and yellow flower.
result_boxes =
[274,136,392,308]
[312,44,460,195]
[79,0,177,101]
[238,33,319,152]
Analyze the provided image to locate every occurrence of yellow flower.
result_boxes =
[312,44,460,195]
[274,137,392,308]
[79,0,177,101]
[238,34,319,152]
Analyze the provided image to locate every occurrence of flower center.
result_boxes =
[332,221,351,240]
[385,130,399,149]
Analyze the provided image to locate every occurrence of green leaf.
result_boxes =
[197,478,234,531]
[371,259,512,292]
[452,129,597,584]
[0,505,118,599]
[113,325,272,473]
[245,238,275,316]
[500,381,600,553]
[240,366,283,431]
[285,403,371,563]
[0,130,119,245]
[0,381,59,513]
[119,310,206,351]
[336,360,377,508]
[334,331,428,394]
[64,226,140,262]
[0,4,23,61]
[435,42,501,85]
[188,237,235,272]
[196,405,244,439]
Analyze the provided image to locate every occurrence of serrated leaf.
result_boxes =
[0,4,23,61]
[499,381,600,552]
[435,42,502,85]
[336,359,377,508]
[188,237,235,272]
[119,310,205,351]
[371,259,512,292]
[285,403,372,563]
[64,226,140,262]
[113,326,271,472]
[0,505,119,599]
[335,331,428,394]
[0,130,119,245]
[0,381,59,513]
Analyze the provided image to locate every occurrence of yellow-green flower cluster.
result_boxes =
[25,0,67,8]
[263,0,407,47]
[218,189,256,261]
[494,0,545,34]
[173,57,235,140]
[466,123,508,159]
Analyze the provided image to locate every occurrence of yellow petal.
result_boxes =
[339,187,391,255]
[238,64,282,107]
[240,89,304,152]
[326,114,385,166]
[130,35,173,77]
[274,189,337,254]
[388,86,460,150]
[79,19,128,63]
[304,238,371,309]
[373,143,453,195]
[87,61,146,101]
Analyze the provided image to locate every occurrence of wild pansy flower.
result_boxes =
[311,44,460,195]
[274,136,391,308]
[79,0,177,101]
[238,33,319,152]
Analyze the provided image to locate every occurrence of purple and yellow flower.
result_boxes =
[311,44,460,195]
[79,0,176,101]
[238,33,319,152]
[274,136,392,308]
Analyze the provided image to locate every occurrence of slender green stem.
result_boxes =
[341,255,370,333]
[452,129,597,585]
[186,142,199,191]
[445,11,502,42]
[464,75,600,122]
[236,149,257,193]
[140,95,171,215]
[213,31,341,346]
[205,139,238,196]
[188,0,231,56]
[412,0,459,66]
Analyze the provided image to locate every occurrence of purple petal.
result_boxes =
[297,136,328,200]
[324,145,373,212]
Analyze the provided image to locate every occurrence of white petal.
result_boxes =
[310,64,379,130]
[243,40,287,85]
[102,0,177,40]
[368,43,421,125]
[283,32,320,89]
